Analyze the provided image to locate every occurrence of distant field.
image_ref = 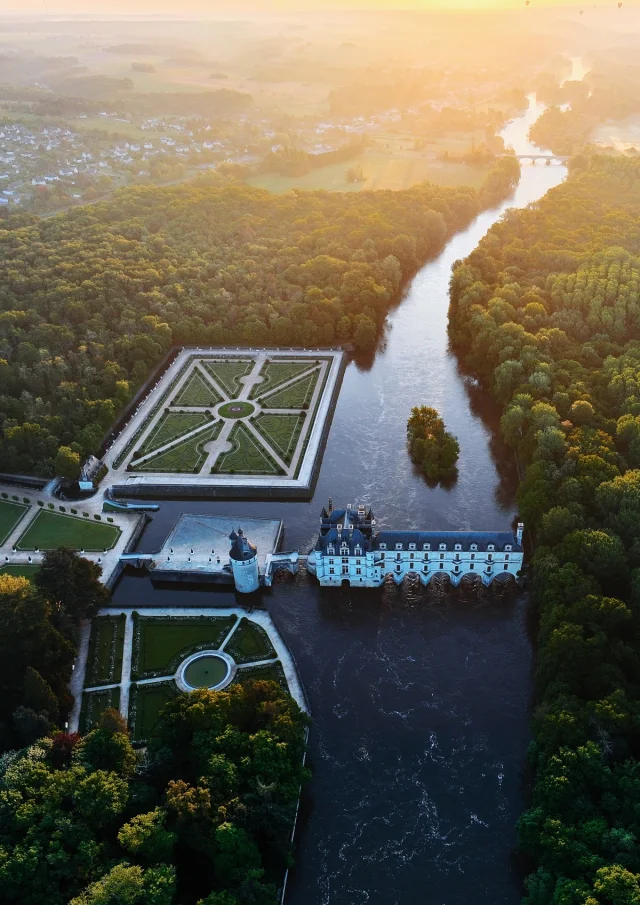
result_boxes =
[248,151,488,194]
[591,116,640,152]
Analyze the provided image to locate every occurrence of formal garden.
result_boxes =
[78,609,290,744]
[107,349,341,484]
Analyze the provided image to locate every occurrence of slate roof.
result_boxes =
[229,528,258,562]
[373,531,520,552]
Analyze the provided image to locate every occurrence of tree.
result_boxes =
[69,864,176,905]
[118,809,176,865]
[54,445,82,480]
[407,406,460,480]
[23,666,59,723]
[36,548,109,622]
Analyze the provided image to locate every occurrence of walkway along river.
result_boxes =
[112,96,568,905]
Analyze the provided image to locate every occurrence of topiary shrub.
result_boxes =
[94,514,101,521]
[47,503,54,510]
[11,495,18,502]
[37,500,44,507]
[23,498,29,505]
[0,492,7,499]
[83,512,89,518]
[59,506,66,513]
[71,508,77,514]
[107,517,114,523]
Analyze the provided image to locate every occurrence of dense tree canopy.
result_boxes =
[0,549,109,753]
[406,405,460,480]
[0,158,519,476]
[450,154,640,904]
[0,682,309,905]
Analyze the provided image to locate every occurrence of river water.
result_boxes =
[112,98,566,905]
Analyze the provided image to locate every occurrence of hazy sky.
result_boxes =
[3,0,634,15]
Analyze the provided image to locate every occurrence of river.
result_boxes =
[112,97,567,905]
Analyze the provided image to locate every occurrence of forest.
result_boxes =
[0,683,309,905]
[449,154,640,904]
[0,157,519,477]
[0,551,109,753]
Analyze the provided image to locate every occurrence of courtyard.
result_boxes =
[104,348,344,495]
[74,607,305,743]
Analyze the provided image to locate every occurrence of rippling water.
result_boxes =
[113,97,568,905]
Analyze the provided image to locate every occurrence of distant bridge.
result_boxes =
[503,154,570,163]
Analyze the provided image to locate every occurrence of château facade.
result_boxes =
[306,502,524,588]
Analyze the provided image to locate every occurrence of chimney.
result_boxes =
[328,497,333,514]
[516,523,524,545]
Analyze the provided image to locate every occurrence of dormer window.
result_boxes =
[454,544,462,551]
[488,544,495,552]
[423,543,430,551]
[355,545,362,555]
[379,543,387,551]
[470,544,477,552]
[327,545,335,555]
[439,543,446,551]
[395,543,403,551]
[505,545,512,552]
[409,543,416,551]
[337,524,343,532]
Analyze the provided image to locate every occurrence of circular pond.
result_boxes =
[218,401,255,419]
[183,654,229,689]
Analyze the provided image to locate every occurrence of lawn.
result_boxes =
[218,401,255,420]
[202,359,254,398]
[172,368,223,408]
[129,681,178,743]
[80,687,121,734]
[16,510,121,552]
[234,661,287,691]
[85,615,126,688]
[254,413,305,466]
[135,615,237,677]
[250,359,317,399]
[0,499,30,545]
[0,564,40,581]
[216,423,282,475]
[224,617,276,664]
[138,411,210,456]
[247,150,489,194]
[262,370,319,409]
[136,422,222,473]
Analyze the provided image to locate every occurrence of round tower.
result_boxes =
[229,528,259,593]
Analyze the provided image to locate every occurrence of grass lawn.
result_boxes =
[247,150,489,194]
[250,359,318,399]
[0,499,30,545]
[80,687,121,734]
[224,617,276,664]
[130,682,177,743]
[172,368,223,407]
[216,423,282,475]
[136,422,221,473]
[136,615,236,677]
[218,401,256,420]
[234,661,287,691]
[254,413,305,466]
[202,359,254,398]
[16,510,121,552]
[138,411,210,456]
[0,564,40,581]
[262,370,319,409]
[85,615,126,688]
